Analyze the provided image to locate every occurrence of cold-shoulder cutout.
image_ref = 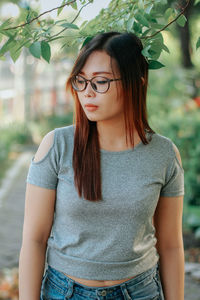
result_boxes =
[172,142,183,169]
[33,130,55,163]
[27,129,58,190]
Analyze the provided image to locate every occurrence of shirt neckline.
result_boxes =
[100,132,149,155]
[100,141,143,154]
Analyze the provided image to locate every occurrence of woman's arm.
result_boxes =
[154,194,184,300]
[153,145,184,300]
[19,131,56,300]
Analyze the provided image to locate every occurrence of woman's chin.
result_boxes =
[84,113,100,122]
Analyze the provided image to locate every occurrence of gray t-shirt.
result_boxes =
[26,124,184,280]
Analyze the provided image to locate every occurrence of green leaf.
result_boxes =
[0,37,15,56]
[194,0,200,5]
[58,0,66,16]
[69,0,78,10]
[41,41,51,63]
[135,13,149,27]
[151,23,169,30]
[148,60,165,70]
[133,22,142,34]
[55,19,68,25]
[127,17,135,32]
[17,39,32,50]
[0,29,15,38]
[47,36,67,42]
[149,42,163,60]
[196,37,200,50]
[162,44,170,54]
[116,19,124,28]
[81,36,93,49]
[29,41,41,59]
[145,4,153,14]
[60,23,79,30]
[141,45,152,58]
[176,14,187,27]
[164,8,174,20]
[138,0,144,10]
[142,28,151,37]
[10,47,22,63]
[0,18,13,31]
[154,0,167,3]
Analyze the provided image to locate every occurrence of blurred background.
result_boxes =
[0,0,200,299]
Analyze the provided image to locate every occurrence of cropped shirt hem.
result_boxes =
[47,248,160,281]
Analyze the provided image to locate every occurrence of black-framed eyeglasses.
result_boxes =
[71,75,121,94]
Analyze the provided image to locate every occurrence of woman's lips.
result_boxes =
[85,104,99,111]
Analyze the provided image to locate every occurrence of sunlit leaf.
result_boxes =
[29,41,41,58]
[145,4,153,14]
[41,41,51,63]
[127,17,135,32]
[10,46,22,62]
[154,0,167,3]
[135,13,149,27]
[162,44,170,54]
[164,8,174,20]
[138,0,144,10]
[141,45,152,58]
[68,0,78,10]
[0,37,15,56]
[176,14,187,27]
[58,0,66,16]
[194,0,200,5]
[0,18,13,31]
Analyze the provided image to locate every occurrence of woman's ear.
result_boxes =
[141,77,145,85]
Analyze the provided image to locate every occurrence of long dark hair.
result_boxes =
[66,31,155,201]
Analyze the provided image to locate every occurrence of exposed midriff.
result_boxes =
[62,273,136,287]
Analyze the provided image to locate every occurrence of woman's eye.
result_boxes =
[96,80,107,85]
[77,80,85,84]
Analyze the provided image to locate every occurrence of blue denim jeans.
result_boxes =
[40,262,165,299]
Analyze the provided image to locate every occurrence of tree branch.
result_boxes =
[141,0,190,39]
[44,2,91,42]
[2,0,77,31]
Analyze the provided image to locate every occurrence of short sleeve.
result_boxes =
[160,143,184,197]
[26,130,59,189]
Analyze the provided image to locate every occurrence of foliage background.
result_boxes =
[0,0,200,238]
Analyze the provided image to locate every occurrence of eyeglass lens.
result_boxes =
[72,75,109,93]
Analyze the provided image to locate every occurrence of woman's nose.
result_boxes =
[84,81,95,97]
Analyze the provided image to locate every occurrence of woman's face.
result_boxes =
[76,50,124,123]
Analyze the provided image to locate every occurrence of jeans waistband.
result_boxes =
[47,262,159,292]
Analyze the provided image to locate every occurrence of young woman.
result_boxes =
[19,32,185,300]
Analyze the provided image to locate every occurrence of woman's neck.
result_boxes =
[97,120,141,151]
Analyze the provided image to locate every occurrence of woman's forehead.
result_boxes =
[81,51,119,75]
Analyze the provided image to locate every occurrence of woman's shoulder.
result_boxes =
[33,125,75,163]
[54,124,75,137]
[149,131,180,160]
[150,132,173,145]
[53,124,75,144]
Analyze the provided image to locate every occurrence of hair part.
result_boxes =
[66,31,155,201]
